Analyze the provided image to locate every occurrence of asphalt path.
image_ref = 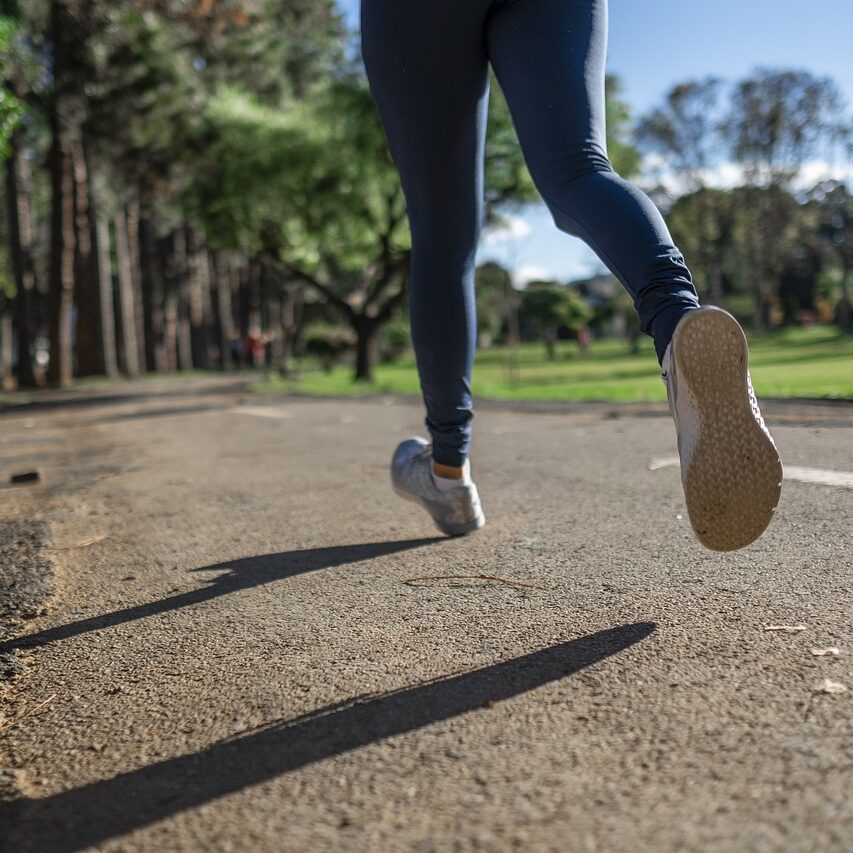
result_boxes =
[1,381,851,852]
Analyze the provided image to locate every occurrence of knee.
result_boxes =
[536,143,615,200]
[409,213,482,267]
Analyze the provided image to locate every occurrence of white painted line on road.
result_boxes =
[648,455,680,471]
[783,465,853,489]
[648,456,853,489]
[228,406,294,419]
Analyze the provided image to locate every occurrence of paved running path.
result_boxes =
[1,383,851,852]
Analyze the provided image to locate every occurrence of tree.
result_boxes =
[721,69,848,329]
[635,78,728,304]
[722,68,847,189]
[474,261,516,348]
[190,63,540,381]
[519,280,592,361]
[665,186,735,306]
[805,180,853,331]
[637,68,850,329]
[635,78,725,188]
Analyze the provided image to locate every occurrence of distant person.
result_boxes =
[363,0,782,550]
[228,331,244,369]
[244,327,266,368]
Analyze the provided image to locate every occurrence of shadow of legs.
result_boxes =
[3,622,655,852]
[2,538,442,652]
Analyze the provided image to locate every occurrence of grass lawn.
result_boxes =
[255,327,853,403]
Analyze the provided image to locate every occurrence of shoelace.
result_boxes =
[746,371,773,439]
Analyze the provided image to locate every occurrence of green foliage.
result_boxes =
[482,69,540,218]
[519,280,593,359]
[605,75,642,178]
[0,14,23,157]
[520,281,592,333]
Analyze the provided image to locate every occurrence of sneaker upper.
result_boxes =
[661,342,700,474]
[391,438,484,532]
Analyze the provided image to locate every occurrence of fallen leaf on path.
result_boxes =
[404,574,543,590]
[48,534,107,551]
[811,647,840,657]
[763,625,807,633]
[815,679,847,695]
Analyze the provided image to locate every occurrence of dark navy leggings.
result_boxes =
[361,0,701,467]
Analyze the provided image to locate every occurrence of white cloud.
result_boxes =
[793,159,851,190]
[512,265,553,287]
[641,156,850,195]
[482,215,532,245]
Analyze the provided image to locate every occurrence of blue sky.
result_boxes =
[337,0,853,283]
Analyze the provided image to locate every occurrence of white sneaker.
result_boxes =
[662,306,783,551]
[390,437,486,536]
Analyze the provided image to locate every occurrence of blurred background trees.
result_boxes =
[0,2,851,388]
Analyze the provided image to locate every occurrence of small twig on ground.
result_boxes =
[404,574,544,590]
[763,625,807,633]
[0,694,57,735]
[48,534,107,551]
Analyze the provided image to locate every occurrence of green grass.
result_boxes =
[256,327,853,403]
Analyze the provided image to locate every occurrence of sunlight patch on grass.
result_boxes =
[254,328,853,403]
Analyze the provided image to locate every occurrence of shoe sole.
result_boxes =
[392,485,486,537]
[671,307,783,551]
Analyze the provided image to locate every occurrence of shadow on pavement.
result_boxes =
[2,538,442,653]
[0,379,252,417]
[3,622,656,852]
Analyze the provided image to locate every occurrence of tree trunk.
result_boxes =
[503,279,520,387]
[353,318,379,381]
[47,127,76,387]
[5,132,38,387]
[71,141,106,376]
[114,208,141,377]
[200,251,215,368]
[126,200,147,373]
[544,326,557,361]
[247,259,262,337]
[172,228,193,371]
[46,1,76,388]
[185,226,211,369]
[266,290,282,375]
[211,252,236,370]
[139,216,166,371]
[837,265,852,333]
[1,313,13,390]
[753,280,772,333]
[157,233,178,372]
[94,211,119,378]
[708,266,725,307]
[280,285,303,377]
